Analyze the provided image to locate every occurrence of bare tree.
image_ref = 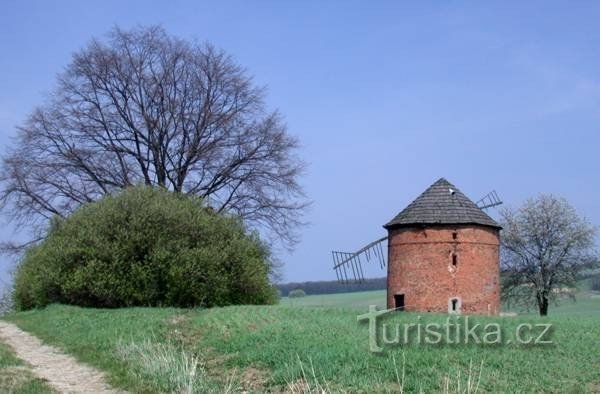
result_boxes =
[0,26,308,249]
[500,195,597,316]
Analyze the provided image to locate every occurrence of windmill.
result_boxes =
[331,180,503,284]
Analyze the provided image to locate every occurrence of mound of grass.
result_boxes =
[4,300,600,393]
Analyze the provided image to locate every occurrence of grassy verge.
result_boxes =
[4,300,600,393]
[4,306,182,392]
[0,340,54,393]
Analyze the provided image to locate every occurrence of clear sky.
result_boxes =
[1,1,600,284]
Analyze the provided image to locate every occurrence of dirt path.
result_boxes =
[0,321,120,393]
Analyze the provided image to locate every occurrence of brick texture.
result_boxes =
[386,224,500,315]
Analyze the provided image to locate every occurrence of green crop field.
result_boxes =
[2,285,599,393]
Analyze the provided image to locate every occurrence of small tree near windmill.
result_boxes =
[288,289,306,298]
[500,195,597,316]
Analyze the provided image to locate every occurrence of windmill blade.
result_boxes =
[332,236,387,283]
[476,190,503,210]
[332,251,341,282]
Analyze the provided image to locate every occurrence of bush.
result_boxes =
[13,186,277,310]
[288,289,306,298]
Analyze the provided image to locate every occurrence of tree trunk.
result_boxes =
[537,295,549,316]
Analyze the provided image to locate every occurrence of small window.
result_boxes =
[452,254,458,266]
[452,231,458,240]
[449,297,461,314]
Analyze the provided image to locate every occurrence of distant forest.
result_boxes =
[277,277,386,296]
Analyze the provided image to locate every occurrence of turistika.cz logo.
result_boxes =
[357,306,553,353]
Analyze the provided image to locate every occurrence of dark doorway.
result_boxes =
[394,294,405,311]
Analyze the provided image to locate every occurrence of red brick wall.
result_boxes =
[386,224,500,315]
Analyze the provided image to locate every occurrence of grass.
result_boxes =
[4,307,180,392]
[0,340,54,393]
[3,289,600,393]
[115,337,239,393]
[280,290,387,309]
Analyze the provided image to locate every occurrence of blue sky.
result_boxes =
[1,1,600,284]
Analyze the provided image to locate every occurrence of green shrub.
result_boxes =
[288,289,306,298]
[13,186,277,310]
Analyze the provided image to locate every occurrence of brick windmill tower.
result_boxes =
[332,178,502,315]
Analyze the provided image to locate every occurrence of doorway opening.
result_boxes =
[394,294,405,311]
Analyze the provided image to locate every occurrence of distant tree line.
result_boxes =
[277,277,386,297]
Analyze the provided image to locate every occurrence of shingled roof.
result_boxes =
[383,178,501,229]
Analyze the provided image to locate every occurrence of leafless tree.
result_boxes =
[0,26,308,249]
[500,195,597,316]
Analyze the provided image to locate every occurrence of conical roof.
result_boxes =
[383,178,501,229]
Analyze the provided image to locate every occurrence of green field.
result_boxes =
[280,288,600,316]
[280,289,387,309]
[1,287,599,393]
